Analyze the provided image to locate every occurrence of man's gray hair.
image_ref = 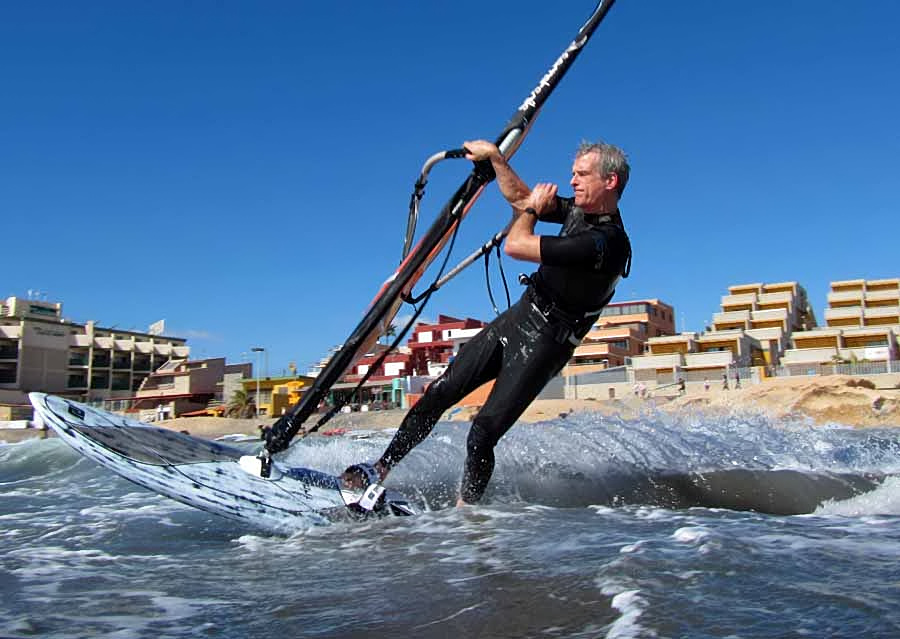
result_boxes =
[576,141,630,197]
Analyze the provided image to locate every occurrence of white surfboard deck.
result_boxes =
[29,393,412,532]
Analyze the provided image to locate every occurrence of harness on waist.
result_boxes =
[520,276,614,346]
[518,219,631,346]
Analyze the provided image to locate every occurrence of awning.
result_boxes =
[330,380,393,390]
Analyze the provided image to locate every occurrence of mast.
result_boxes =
[264,0,618,455]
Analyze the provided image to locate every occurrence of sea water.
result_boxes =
[2,408,899,638]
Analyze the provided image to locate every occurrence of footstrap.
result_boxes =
[341,463,386,512]
[357,483,387,512]
[345,463,380,488]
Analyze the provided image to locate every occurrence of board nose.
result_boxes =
[28,391,47,408]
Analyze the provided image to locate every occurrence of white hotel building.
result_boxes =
[0,296,189,406]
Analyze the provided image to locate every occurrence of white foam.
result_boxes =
[672,526,711,544]
[619,540,646,554]
[602,586,654,639]
[815,475,900,517]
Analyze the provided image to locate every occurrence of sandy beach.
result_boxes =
[5,375,897,445]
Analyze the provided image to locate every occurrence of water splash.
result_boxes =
[5,408,898,518]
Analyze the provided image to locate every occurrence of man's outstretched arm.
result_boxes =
[464,139,532,210]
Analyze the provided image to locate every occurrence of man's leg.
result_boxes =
[376,324,506,476]
[340,315,514,491]
[460,320,574,503]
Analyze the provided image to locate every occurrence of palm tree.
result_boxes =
[226,389,256,418]
[382,322,397,345]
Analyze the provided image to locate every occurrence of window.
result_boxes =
[68,373,87,388]
[599,303,651,317]
[0,340,18,359]
[29,305,57,317]
[68,351,89,366]
[0,362,17,384]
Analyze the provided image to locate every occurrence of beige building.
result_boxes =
[571,278,899,399]
[712,281,817,365]
[631,282,816,398]
[629,281,815,389]
[567,299,675,375]
[780,278,899,374]
[0,296,189,406]
[105,357,253,421]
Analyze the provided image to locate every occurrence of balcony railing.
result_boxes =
[757,292,792,305]
[684,351,735,367]
[780,347,839,365]
[713,310,751,325]
[630,353,684,370]
[776,361,894,377]
[574,343,611,357]
[827,290,864,305]
[721,292,757,307]
[864,307,900,320]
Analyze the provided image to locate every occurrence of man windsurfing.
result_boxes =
[343,137,632,505]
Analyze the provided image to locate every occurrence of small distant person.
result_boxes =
[341,138,632,505]
[722,373,729,390]
[677,377,686,395]
[703,377,710,392]
[734,371,741,389]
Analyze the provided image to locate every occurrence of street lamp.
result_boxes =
[251,347,265,417]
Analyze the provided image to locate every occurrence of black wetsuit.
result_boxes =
[378,197,632,502]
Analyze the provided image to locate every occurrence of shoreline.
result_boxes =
[3,376,898,445]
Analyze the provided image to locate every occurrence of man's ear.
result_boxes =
[604,173,619,192]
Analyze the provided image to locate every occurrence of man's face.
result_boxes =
[570,151,614,211]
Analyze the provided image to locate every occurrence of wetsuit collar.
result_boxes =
[582,208,621,226]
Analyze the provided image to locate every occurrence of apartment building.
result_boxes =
[780,278,899,373]
[408,315,487,376]
[104,357,251,421]
[568,299,675,374]
[333,344,413,409]
[712,281,817,364]
[824,278,900,328]
[630,282,813,386]
[0,296,189,406]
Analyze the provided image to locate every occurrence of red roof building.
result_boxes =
[408,315,488,376]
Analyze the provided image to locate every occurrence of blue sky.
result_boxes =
[3,1,899,376]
